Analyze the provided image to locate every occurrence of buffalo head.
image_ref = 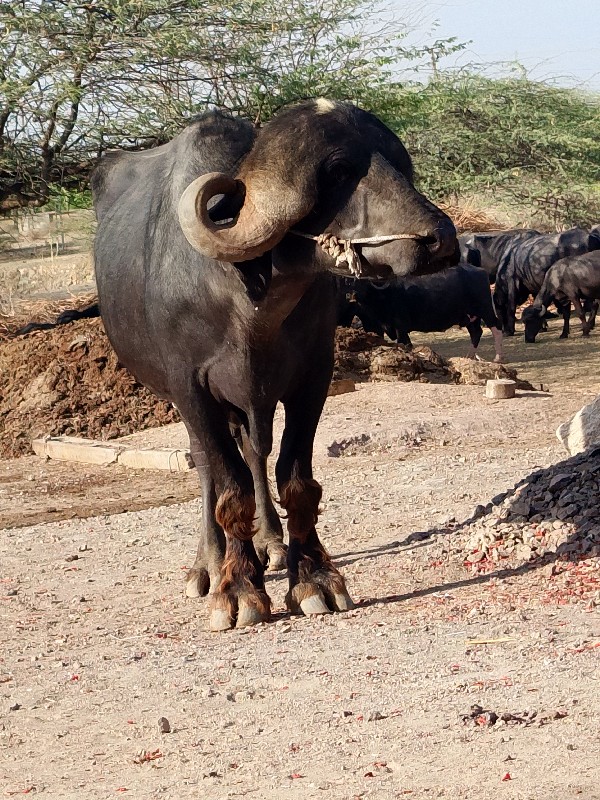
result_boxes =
[178,99,458,279]
[522,305,545,343]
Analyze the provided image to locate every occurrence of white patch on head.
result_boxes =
[315,98,336,114]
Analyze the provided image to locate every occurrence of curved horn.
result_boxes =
[178,171,312,262]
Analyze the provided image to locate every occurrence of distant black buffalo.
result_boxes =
[459,229,540,283]
[522,251,600,342]
[493,227,600,336]
[338,264,503,362]
[15,303,100,336]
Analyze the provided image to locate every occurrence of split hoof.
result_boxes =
[236,600,268,628]
[209,589,271,632]
[493,355,504,364]
[299,592,331,616]
[254,538,287,572]
[286,582,355,616]
[333,591,355,611]
[185,568,210,599]
[265,544,287,572]
[209,606,234,632]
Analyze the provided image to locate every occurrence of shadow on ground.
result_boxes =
[333,446,600,609]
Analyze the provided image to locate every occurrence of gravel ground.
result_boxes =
[2,320,600,799]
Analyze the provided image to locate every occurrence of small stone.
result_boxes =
[366,710,385,721]
[65,554,79,562]
[9,703,21,711]
[158,716,171,733]
[466,550,485,564]
[511,501,531,517]
[549,473,573,493]
[515,545,533,561]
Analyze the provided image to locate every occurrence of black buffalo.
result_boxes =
[522,251,600,342]
[91,99,457,631]
[493,227,600,336]
[15,303,100,336]
[338,264,504,362]
[459,229,540,283]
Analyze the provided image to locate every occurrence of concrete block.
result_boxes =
[117,448,193,472]
[32,435,121,465]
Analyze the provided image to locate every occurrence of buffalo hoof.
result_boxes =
[209,588,271,631]
[559,333,569,339]
[493,355,504,363]
[266,545,287,572]
[185,567,211,598]
[286,570,355,616]
[255,540,287,572]
[582,329,591,337]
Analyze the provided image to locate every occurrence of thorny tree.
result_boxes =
[0,0,434,210]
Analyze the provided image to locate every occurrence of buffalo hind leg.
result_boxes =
[465,316,483,360]
[251,455,287,571]
[573,297,591,336]
[236,425,286,571]
[184,431,225,599]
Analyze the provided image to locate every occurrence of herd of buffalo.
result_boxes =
[337,225,600,358]
[12,100,600,630]
[19,214,600,360]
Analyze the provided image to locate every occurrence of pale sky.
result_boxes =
[395,0,600,90]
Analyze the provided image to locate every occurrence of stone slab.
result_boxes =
[117,447,193,472]
[32,435,122,466]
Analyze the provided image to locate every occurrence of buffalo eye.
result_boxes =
[327,160,355,185]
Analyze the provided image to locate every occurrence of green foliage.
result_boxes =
[45,186,93,212]
[1,1,599,229]
[386,74,600,228]
[1,0,443,208]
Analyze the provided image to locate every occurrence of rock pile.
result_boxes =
[460,447,600,566]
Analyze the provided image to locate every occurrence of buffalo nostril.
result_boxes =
[426,219,458,261]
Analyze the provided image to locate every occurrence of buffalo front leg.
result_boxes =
[558,301,571,339]
[276,399,354,617]
[174,379,270,631]
[210,489,271,631]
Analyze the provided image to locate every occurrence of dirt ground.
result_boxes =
[2,317,600,799]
